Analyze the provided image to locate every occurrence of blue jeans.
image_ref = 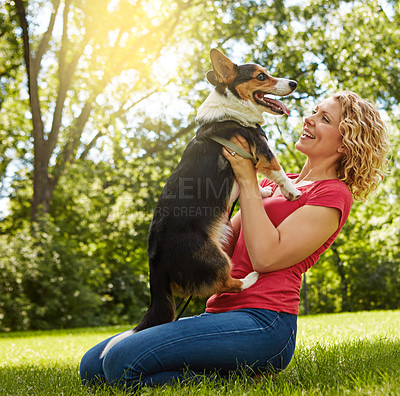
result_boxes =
[80,308,297,388]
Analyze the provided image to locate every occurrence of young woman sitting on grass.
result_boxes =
[80,91,390,388]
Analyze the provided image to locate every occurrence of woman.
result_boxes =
[80,91,389,388]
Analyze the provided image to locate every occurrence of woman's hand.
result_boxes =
[221,135,257,187]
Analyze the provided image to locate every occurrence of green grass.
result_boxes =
[0,311,399,395]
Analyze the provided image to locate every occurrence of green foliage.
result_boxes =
[0,220,103,331]
[0,1,23,109]
[0,1,30,184]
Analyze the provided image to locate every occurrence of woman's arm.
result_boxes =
[222,136,341,273]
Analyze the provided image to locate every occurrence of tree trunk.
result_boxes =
[331,243,350,311]
[15,0,49,222]
[31,147,54,221]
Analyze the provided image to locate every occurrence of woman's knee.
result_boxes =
[102,345,141,387]
[80,348,106,386]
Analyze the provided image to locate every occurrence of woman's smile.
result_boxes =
[301,127,315,140]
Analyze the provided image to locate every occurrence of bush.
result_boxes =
[0,221,104,331]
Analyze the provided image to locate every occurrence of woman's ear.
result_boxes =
[338,145,347,154]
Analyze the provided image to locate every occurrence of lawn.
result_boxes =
[0,310,399,395]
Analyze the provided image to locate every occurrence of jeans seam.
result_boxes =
[265,325,295,368]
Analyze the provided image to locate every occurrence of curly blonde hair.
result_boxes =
[334,91,390,201]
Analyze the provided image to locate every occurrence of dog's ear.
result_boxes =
[205,70,218,86]
[210,48,237,85]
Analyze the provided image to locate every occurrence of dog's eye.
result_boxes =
[256,73,268,81]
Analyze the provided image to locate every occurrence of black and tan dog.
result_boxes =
[100,49,300,358]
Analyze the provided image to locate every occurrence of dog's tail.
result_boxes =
[133,270,176,332]
[99,270,175,359]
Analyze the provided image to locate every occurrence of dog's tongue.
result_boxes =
[278,101,290,116]
[270,99,290,115]
[256,92,291,115]
[263,95,290,115]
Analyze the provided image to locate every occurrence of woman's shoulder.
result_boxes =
[308,178,352,198]
[301,179,353,226]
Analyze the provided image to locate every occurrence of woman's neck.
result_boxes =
[296,159,339,183]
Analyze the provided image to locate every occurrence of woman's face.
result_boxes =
[295,96,345,160]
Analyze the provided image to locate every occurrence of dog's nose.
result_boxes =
[289,80,297,89]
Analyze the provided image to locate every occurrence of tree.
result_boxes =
[12,0,204,222]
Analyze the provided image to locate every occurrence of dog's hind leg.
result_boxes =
[240,271,259,290]
[216,271,259,294]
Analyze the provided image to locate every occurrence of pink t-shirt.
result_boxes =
[206,174,353,315]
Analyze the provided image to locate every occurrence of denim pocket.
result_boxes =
[265,328,296,371]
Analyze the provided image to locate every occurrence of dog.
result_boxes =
[100,49,300,358]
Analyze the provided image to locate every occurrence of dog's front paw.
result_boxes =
[259,186,273,198]
[281,185,301,201]
[240,271,259,291]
